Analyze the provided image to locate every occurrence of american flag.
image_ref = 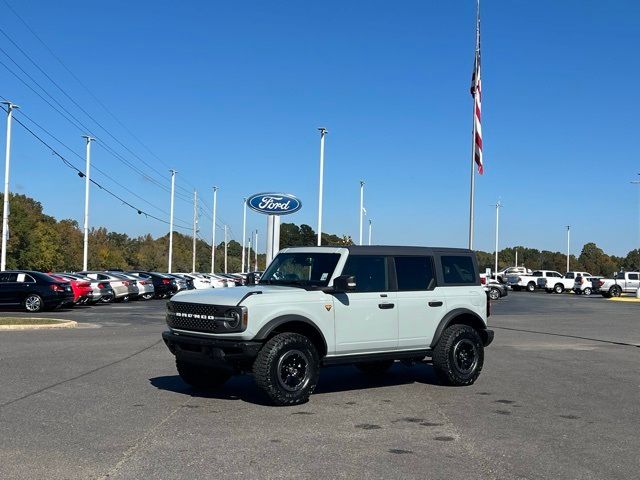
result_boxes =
[470,12,483,175]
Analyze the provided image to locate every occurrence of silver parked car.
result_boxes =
[78,271,132,302]
[110,272,155,300]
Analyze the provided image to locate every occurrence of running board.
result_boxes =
[322,349,432,366]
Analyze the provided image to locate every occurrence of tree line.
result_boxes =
[2,193,637,276]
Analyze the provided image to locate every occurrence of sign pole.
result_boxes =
[317,127,327,246]
[1,101,18,272]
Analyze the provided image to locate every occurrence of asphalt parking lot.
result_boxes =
[1,293,638,480]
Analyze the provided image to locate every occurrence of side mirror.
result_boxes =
[333,275,356,292]
[246,272,257,285]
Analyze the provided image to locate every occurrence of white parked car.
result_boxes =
[175,273,212,290]
[162,246,493,405]
[537,271,592,294]
[573,275,603,296]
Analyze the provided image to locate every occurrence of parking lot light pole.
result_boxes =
[493,200,502,276]
[317,127,327,246]
[566,225,571,273]
[81,135,94,271]
[192,190,198,272]
[241,198,247,272]
[1,101,18,271]
[632,175,640,269]
[254,229,258,271]
[211,186,218,274]
[359,181,365,245]
[247,237,252,272]
[168,170,176,273]
[368,219,372,246]
[224,225,228,274]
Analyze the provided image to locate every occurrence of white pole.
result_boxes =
[566,225,570,273]
[192,190,198,272]
[211,186,218,274]
[317,127,327,246]
[468,0,480,250]
[254,230,258,271]
[224,225,228,274]
[81,135,94,271]
[632,175,640,269]
[1,102,18,271]
[241,197,247,272]
[359,180,365,245]
[368,219,372,246]
[168,170,176,273]
[494,201,501,275]
[247,237,252,272]
[266,216,274,265]
[515,249,518,268]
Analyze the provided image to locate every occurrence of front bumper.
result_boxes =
[162,330,263,371]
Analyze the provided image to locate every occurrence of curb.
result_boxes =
[0,319,78,331]
[609,297,640,303]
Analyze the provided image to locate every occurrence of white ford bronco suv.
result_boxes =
[162,246,493,405]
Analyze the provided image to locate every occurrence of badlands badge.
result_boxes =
[324,304,332,312]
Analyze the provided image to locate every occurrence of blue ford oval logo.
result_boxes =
[247,193,302,215]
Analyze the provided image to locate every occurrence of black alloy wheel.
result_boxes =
[432,324,484,386]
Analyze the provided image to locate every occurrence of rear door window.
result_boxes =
[440,256,477,285]
[341,256,388,292]
[629,273,639,280]
[0,273,18,282]
[395,256,436,291]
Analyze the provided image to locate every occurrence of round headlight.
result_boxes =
[224,310,241,329]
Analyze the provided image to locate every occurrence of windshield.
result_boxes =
[260,252,341,287]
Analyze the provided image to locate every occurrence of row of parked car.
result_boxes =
[497,266,640,297]
[0,269,261,313]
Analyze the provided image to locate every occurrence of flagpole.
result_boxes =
[468,0,480,250]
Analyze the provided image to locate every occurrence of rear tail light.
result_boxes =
[50,284,65,292]
[80,281,91,287]
[480,277,486,285]
[162,278,171,284]
[98,282,108,289]
[123,281,130,287]
[598,280,604,287]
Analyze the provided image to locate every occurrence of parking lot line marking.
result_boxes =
[0,339,163,409]
[492,326,640,349]
[609,297,640,303]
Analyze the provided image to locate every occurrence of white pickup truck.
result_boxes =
[506,270,562,292]
[537,271,592,294]
[597,271,640,298]
[495,266,531,284]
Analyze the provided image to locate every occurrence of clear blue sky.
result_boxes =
[0,0,638,256]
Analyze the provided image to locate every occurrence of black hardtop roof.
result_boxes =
[345,245,475,256]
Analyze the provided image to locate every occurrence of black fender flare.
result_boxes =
[254,314,328,356]
[430,308,488,348]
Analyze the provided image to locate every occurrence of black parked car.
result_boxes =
[0,270,74,312]
[129,271,177,298]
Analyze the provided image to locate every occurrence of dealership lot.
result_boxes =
[0,294,638,480]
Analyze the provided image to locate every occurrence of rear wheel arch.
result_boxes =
[255,315,328,358]
[431,309,487,349]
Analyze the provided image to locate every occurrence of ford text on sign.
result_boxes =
[247,193,302,215]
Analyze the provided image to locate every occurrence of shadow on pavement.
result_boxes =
[149,362,441,406]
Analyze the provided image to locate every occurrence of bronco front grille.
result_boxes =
[166,301,245,333]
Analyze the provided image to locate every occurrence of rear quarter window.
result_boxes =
[440,255,477,285]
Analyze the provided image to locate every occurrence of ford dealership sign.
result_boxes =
[247,193,302,215]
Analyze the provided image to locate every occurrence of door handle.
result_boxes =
[378,303,395,309]
[428,301,443,307]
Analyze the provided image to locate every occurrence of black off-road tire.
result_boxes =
[176,360,231,390]
[432,324,484,386]
[356,360,395,375]
[253,332,320,406]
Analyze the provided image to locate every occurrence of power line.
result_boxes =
[1,104,192,230]
[0,0,201,196]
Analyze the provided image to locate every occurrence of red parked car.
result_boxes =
[50,273,93,305]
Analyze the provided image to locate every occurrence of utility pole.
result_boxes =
[493,200,502,276]
[317,127,327,246]
[192,190,198,272]
[254,229,258,271]
[359,180,365,245]
[566,225,571,273]
[168,169,176,273]
[224,225,228,274]
[368,219,372,246]
[1,101,18,271]
[241,197,247,272]
[81,135,95,271]
[211,186,218,274]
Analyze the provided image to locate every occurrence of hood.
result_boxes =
[170,284,305,306]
